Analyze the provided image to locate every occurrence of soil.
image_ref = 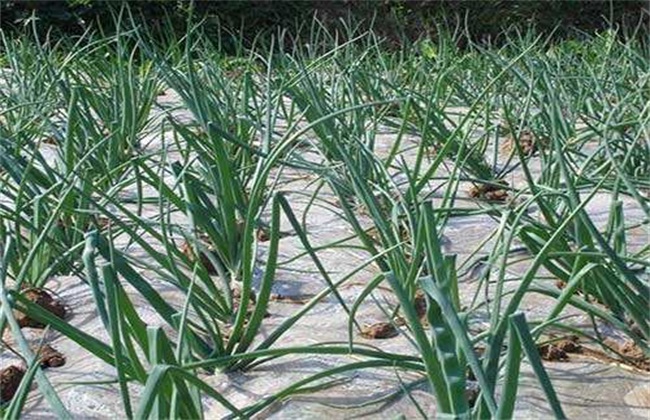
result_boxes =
[36,344,66,368]
[538,335,650,372]
[14,288,66,329]
[0,365,25,403]
[414,290,427,320]
[576,344,650,373]
[256,227,271,242]
[360,322,399,339]
[42,136,59,146]
[468,180,509,202]
[615,339,650,372]
[538,337,582,361]
[255,227,292,243]
[392,290,429,328]
[482,189,509,202]
[500,129,544,156]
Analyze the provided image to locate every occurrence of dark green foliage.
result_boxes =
[1,1,647,44]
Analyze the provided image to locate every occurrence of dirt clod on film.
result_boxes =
[468,180,509,202]
[539,336,582,362]
[256,227,271,242]
[42,136,59,146]
[501,129,543,156]
[14,288,66,329]
[414,290,428,320]
[538,335,650,372]
[36,345,66,368]
[0,365,25,403]
[361,322,399,339]
[617,340,650,371]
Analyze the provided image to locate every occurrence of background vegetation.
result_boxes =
[1,0,648,45]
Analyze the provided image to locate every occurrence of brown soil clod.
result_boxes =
[257,226,293,243]
[539,343,569,361]
[42,136,59,146]
[468,180,509,202]
[414,290,428,320]
[617,340,650,371]
[360,322,399,339]
[392,291,428,328]
[574,338,650,373]
[538,336,582,362]
[483,189,509,202]
[501,129,543,156]
[0,365,25,403]
[619,340,645,359]
[36,345,66,368]
[256,227,271,242]
[14,288,66,329]
[556,337,582,354]
[255,226,291,242]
